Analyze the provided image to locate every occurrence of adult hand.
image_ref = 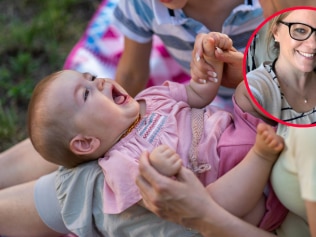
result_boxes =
[192,33,244,89]
[191,33,218,84]
[191,32,233,85]
[136,151,213,228]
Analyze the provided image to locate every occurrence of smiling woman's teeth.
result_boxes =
[299,51,315,58]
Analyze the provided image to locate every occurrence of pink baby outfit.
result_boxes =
[99,81,288,231]
[99,81,232,213]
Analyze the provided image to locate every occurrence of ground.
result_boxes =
[0,0,100,151]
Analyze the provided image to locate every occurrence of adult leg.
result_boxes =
[0,138,58,189]
[0,180,62,237]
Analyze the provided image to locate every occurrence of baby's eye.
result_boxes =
[84,89,90,102]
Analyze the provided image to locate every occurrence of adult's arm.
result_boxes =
[136,152,276,237]
[115,36,152,97]
[0,138,58,189]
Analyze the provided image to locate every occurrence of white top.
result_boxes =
[272,126,316,237]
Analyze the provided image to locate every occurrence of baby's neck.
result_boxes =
[138,100,146,116]
[118,113,142,141]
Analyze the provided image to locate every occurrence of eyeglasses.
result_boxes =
[278,21,316,41]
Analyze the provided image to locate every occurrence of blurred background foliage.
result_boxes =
[0,0,100,151]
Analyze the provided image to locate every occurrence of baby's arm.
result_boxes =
[207,123,284,222]
[186,32,233,108]
[234,81,276,125]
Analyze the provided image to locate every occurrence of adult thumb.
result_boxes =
[175,166,197,182]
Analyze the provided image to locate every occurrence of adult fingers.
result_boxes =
[193,33,206,61]
[215,47,242,65]
[190,55,217,84]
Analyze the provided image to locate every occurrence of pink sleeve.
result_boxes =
[136,81,188,109]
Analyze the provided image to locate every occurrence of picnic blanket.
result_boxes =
[63,0,190,88]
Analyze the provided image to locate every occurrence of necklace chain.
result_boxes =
[119,114,141,141]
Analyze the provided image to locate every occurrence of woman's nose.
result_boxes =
[305,32,316,47]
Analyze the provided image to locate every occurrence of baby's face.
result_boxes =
[47,70,140,146]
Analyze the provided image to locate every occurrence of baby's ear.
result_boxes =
[70,135,100,155]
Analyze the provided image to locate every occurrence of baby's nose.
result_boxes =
[96,78,105,90]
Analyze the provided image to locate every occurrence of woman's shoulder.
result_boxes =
[246,62,279,89]
[247,61,274,79]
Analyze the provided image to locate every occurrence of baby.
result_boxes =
[27,32,284,230]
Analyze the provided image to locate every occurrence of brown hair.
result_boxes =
[265,11,292,58]
[27,71,89,168]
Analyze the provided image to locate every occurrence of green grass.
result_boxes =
[0,0,100,151]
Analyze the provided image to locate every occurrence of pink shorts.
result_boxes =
[217,97,288,231]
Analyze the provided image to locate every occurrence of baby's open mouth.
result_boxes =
[112,86,127,104]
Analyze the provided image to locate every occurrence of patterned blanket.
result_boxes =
[63,0,190,88]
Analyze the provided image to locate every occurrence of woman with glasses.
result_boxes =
[242,8,316,128]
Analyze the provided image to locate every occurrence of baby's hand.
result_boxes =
[202,33,232,63]
[191,32,233,84]
[149,145,182,177]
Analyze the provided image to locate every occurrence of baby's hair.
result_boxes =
[27,71,88,168]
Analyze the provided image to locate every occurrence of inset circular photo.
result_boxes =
[243,6,316,127]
